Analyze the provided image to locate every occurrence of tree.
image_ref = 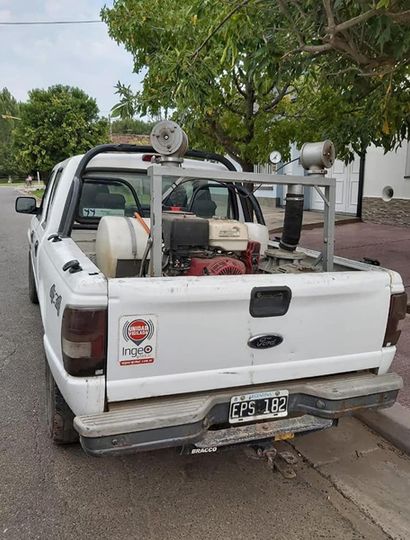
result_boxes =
[257,0,410,157]
[103,1,302,170]
[102,1,409,167]
[0,88,21,178]
[14,85,108,175]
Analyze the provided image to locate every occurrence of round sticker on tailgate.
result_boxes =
[124,319,154,345]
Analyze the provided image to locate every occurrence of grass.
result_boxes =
[32,189,45,200]
[0,180,25,184]
[0,182,25,187]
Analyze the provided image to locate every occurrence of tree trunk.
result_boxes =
[241,161,255,221]
[242,162,254,173]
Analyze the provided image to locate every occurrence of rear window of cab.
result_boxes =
[76,171,237,224]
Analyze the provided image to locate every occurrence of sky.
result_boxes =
[0,0,142,117]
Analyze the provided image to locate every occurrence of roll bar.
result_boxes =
[58,144,237,236]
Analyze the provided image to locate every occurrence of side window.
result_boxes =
[40,168,63,227]
[37,170,55,220]
[188,183,236,219]
[208,186,231,218]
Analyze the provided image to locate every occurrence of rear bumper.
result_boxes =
[74,372,402,456]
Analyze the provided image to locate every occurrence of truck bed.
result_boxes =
[71,228,394,276]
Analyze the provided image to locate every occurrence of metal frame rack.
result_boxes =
[148,164,336,277]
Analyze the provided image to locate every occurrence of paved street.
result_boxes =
[1,186,410,540]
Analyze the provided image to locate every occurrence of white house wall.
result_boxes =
[362,143,410,227]
[363,144,410,199]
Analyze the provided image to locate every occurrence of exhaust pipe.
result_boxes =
[279,140,335,252]
[279,184,304,252]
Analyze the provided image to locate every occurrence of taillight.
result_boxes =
[62,307,107,377]
[142,154,156,162]
[383,292,407,347]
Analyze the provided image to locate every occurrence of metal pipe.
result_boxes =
[357,152,366,219]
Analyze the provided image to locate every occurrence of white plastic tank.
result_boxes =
[96,216,150,278]
[245,223,269,255]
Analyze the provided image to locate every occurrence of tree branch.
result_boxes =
[277,0,305,48]
[287,0,308,21]
[223,99,244,116]
[331,9,378,34]
[387,9,410,25]
[208,119,243,162]
[262,85,291,112]
[232,68,247,98]
[322,0,335,31]
[243,79,255,144]
[281,2,409,71]
[300,43,333,54]
[261,81,276,97]
[192,0,252,60]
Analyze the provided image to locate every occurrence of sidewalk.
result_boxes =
[260,202,356,232]
[300,221,410,409]
[291,416,410,538]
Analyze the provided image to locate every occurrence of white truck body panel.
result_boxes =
[106,269,392,402]
[37,237,107,415]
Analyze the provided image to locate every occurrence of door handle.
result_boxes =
[30,230,34,243]
[34,240,39,256]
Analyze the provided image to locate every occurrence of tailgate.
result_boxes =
[106,271,391,402]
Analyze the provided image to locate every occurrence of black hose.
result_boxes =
[279,192,304,251]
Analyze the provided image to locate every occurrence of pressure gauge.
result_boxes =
[269,150,282,165]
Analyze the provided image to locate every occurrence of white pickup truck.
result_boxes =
[16,121,406,457]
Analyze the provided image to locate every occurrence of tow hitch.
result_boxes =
[257,447,298,478]
[181,439,300,479]
[246,441,299,478]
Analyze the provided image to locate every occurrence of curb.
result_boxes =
[355,403,410,455]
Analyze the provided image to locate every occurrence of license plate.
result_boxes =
[229,390,288,424]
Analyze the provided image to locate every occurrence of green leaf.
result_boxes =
[376,0,390,9]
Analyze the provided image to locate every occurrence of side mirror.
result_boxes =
[15,196,38,215]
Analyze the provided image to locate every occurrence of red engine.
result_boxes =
[162,213,262,277]
[242,241,261,274]
[186,257,246,276]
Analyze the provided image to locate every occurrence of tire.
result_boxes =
[28,252,39,304]
[45,361,79,445]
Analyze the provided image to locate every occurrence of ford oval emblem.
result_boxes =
[248,334,283,349]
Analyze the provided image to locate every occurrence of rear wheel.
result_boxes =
[45,361,78,445]
[28,252,38,304]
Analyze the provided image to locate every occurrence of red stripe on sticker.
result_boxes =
[120,358,155,366]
